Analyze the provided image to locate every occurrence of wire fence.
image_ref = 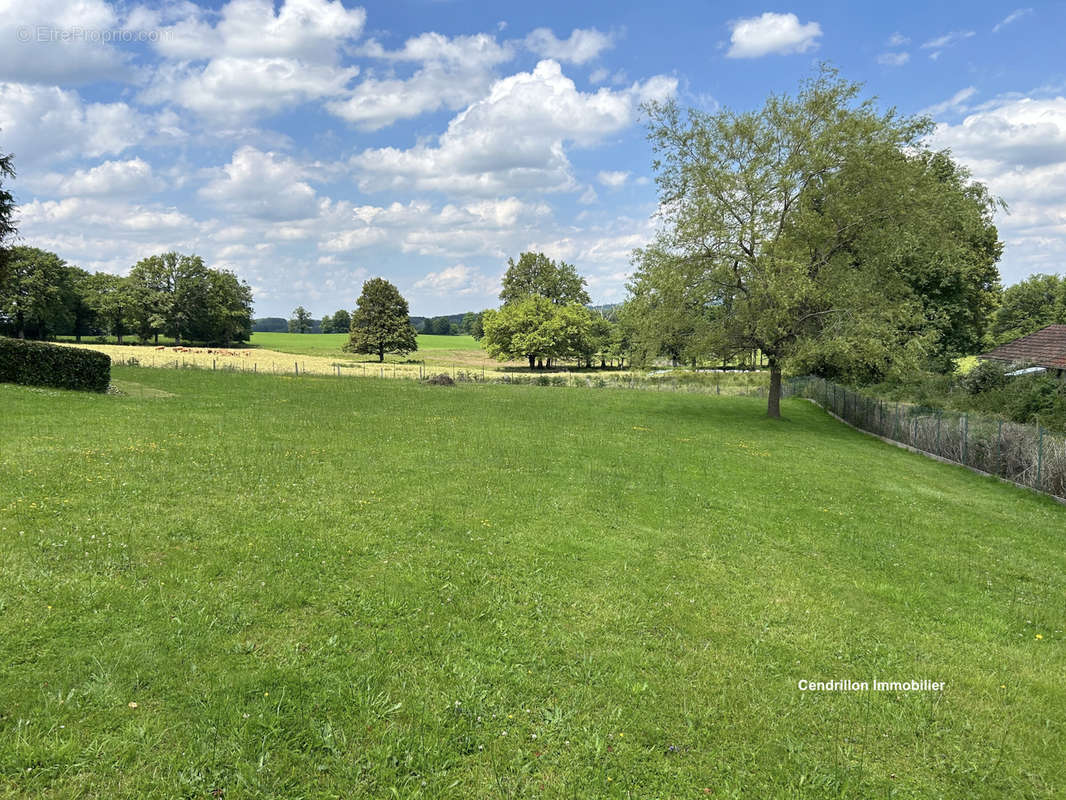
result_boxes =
[785,376,1066,501]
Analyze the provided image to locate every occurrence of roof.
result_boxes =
[982,324,1066,369]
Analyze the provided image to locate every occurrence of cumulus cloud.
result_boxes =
[597,170,629,188]
[349,60,676,197]
[153,0,366,61]
[725,12,821,58]
[0,82,147,164]
[143,0,365,121]
[27,158,163,197]
[929,94,1066,281]
[412,264,499,296]
[327,33,513,130]
[0,0,132,84]
[199,146,319,221]
[524,28,614,64]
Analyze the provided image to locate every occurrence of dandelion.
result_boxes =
[501,730,507,737]
[1036,634,1044,640]
[128,702,138,709]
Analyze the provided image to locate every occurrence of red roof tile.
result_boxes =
[982,324,1066,369]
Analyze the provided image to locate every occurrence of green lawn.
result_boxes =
[1,368,1063,798]
[249,332,483,357]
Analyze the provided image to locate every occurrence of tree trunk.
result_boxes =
[154,332,159,344]
[528,354,536,370]
[767,358,782,419]
[537,358,543,369]
[378,347,385,362]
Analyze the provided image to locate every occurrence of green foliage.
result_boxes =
[288,306,312,334]
[0,147,15,280]
[0,246,73,339]
[82,272,135,343]
[0,335,109,391]
[991,274,1065,344]
[960,359,1009,395]
[423,315,455,335]
[483,296,595,369]
[499,251,590,306]
[331,308,351,333]
[344,278,418,361]
[639,66,1002,415]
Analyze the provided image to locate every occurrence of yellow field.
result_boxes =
[54,342,437,379]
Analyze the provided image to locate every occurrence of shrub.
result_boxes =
[0,337,110,392]
[425,373,454,386]
[959,360,1008,395]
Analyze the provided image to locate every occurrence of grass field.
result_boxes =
[249,332,484,355]
[1,368,1064,798]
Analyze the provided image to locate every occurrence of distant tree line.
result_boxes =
[257,309,484,336]
[0,247,253,346]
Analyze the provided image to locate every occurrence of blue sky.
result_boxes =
[1,1,1064,318]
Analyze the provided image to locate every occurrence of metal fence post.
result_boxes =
[995,419,1003,476]
[962,414,968,465]
[1037,425,1044,490]
[936,412,941,456]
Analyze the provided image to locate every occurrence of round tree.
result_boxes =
[344,278,418,362]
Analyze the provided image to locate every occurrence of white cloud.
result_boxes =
[589,67,610,84]
[349,60,676,197]
[143,57,358,120]
[144,0,365,121]
[877,52,910,67]
[597,170,629,188]
[524,28,614,64]
[0,0,131,84]
[412,264,499,296]
[0,82,147,164]
[930,94,1066,282]
[327,33,513,130]
[887,33,910,46]
[993,8,1033,33]
[27,158,162,197]
[919,86,977,117]
[725,12,821,58]
[199,146,319,221]
[153,0,366,61]
[921,30,975,52]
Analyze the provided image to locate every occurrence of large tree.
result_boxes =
[482,296,594,369]
[128,252,210,344]
[344,278,418,361]
[0,247,72,339]
[331,308,351,333]
[500,252,590,306]
[83,272,135,343]
[641,67,1001,417]
[288,306,312,334]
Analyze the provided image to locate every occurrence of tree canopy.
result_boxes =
[289,306,312,334]
[991,274,1065,344]
[344,278,418,362]
[500,252,590,306]
[637,66,1003,417]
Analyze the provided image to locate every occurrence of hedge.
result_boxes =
[0,337,111,392]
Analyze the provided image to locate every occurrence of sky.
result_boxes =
[0,1,1064,318]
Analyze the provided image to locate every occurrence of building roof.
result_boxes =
[982,324,1066,369]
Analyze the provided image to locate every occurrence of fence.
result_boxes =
[785,376,1066,501]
